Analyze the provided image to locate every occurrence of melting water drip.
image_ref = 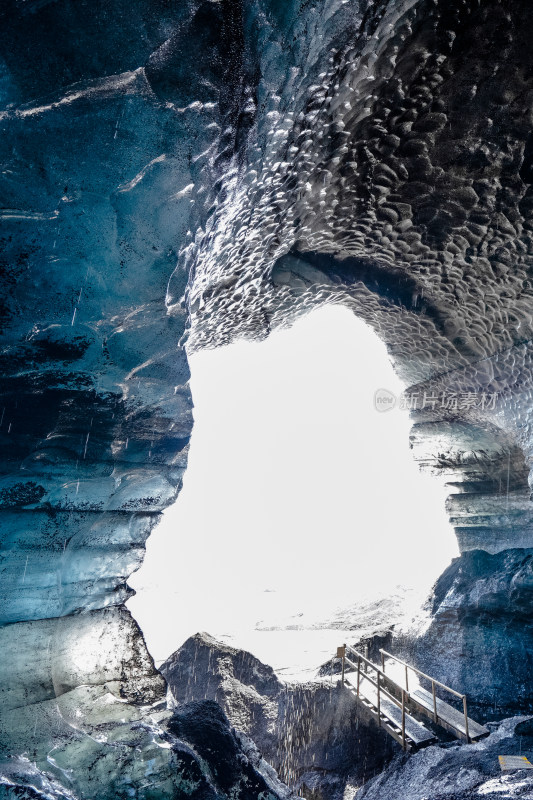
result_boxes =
[506,450,511,510]
[71,273,88,326]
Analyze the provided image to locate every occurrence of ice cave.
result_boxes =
[2,0,533,798]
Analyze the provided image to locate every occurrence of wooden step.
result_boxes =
[344,673,437,752]
[339,647,491,751]
[408,686,490,742]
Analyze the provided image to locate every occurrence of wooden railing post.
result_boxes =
[377,671,381,726]
[401,689,406,751]
[357,656,361,697]
[376,647,479,744]
[463,696,470,743]
[342,644,345,685]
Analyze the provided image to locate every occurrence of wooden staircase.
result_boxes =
[337,644,490,752]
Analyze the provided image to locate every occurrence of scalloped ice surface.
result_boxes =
[1,0,533,797]
[180,0,533,573]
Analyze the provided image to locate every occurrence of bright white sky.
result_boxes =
[127,304,458,673]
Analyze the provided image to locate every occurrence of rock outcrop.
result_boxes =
[162,633,397,800]
[356,716,533,800]
[399,549,533,717]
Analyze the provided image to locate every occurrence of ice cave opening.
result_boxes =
[128,304,458,679]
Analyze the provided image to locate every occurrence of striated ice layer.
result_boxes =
[0,0,239,795]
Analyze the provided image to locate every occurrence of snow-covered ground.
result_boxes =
[130,575,430,681]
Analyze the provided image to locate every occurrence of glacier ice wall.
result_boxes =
[0,0,247,795]
[2,0,533,795]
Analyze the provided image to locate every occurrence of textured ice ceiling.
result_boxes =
[1,0,533,797]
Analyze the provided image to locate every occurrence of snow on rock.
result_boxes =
[356,717,533,800]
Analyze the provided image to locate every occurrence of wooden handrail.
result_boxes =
[379,648,471,743]
[341,648,408,750]
[346,644,385,675]
[346,661,403,707]
[339,644,476,747]
[379,649,464,699]
[344,655,410,713]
